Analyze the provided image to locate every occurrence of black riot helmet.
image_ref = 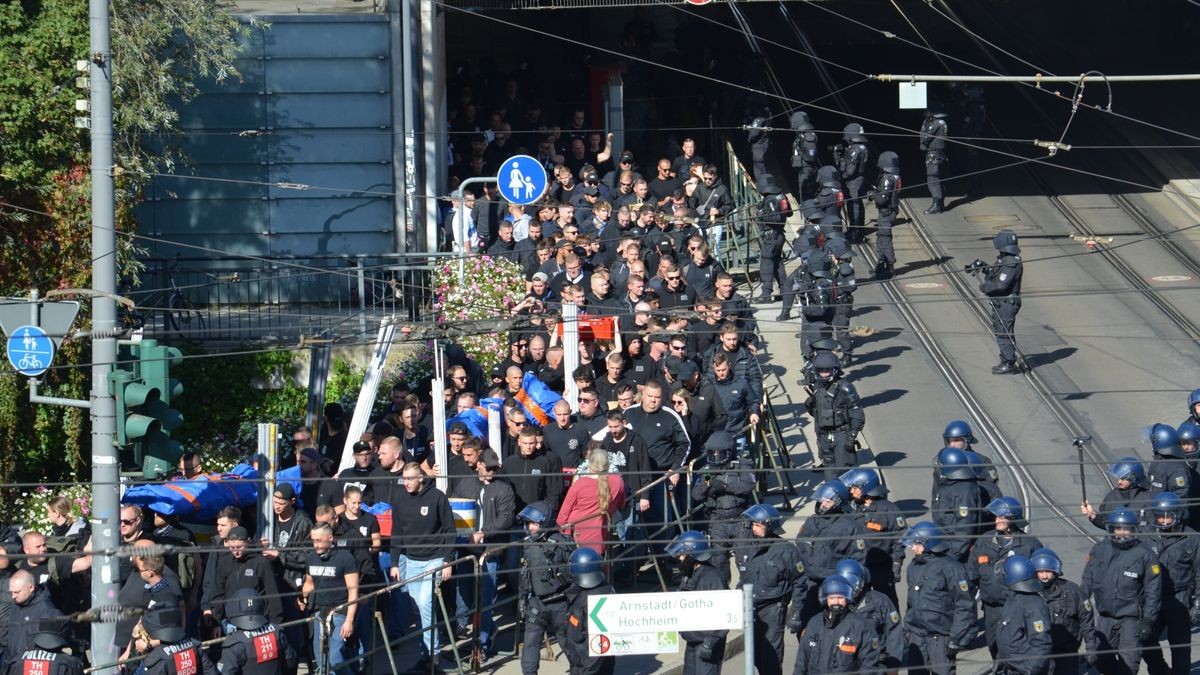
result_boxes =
[927,100,948,118]
[790,111,814,132]
[843,122,867,144]
[807,254,832,279]
[993,230,1020,255]
[817,165,841,189]
[877,151,899,174]
[705,431,735,466]
[811,351,841,382]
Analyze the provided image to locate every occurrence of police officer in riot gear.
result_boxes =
[1141,492,1200,675]
[667,531,728,675]
[749,115,789,304]
[994,555,1053,675]
[869,151,901,279]
[795,255,836,359]
[691,431,756,585]
[736,504,808,675]
[1177,422,1200,530]
[1032,547,1097,675]
[835,123,869,244]
[1082,508,1162,675]
[1083,457,1150,529]
[841,468,905,606]
[814,166,844,230]
[797,480,867,604]
[804,352,865,477]
[1182,389,1200,427]
[828,240,857,367]
[779,221,828,323]
[5,623,83,675]
[833,560,904,672]
[140,606,217,675]
[1147,423,1191,510]
[218,589,297,675]
[791,111,821,201]
[931,447,984,563]
[940,419,1001,503]
[792,577,881,675]
[919,102,949,214]
[969,497,1043,658]
[517,501,573,675]
[563,548,614,675]
[974,229,1023,374]
[900,522,976,675]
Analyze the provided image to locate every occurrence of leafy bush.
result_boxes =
[431,255,525,375]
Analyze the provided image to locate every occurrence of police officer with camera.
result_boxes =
[835,123,869,244]
[969,229,1023,374]
[691,431,756,585]
[791,112,821,201]
[919,103,949,214]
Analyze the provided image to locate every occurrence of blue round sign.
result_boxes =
[495,154,548,206]
[6,325,55,377]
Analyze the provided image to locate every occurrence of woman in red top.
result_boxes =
[556,448,627,555]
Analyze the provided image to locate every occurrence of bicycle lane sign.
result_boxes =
[6,325,55,377]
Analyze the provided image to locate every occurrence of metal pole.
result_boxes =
[560,302,580,413]
[401,0,421,252]
[420,0,444,255]
[257,423,279,539]
[873,72,1200,83]
[388,0,408,255]
[89,0,120,668]
[743,584,754,675]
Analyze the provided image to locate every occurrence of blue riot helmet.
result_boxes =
[819,576,855,605]
[517,500,553,539]
[1107,457,1145,487]
[839,468,886,499]
[900,521,946,553]
[834,559,870,600]
[1189,388,1200,417]
[666,530,713,561]
[569,548,605,589]
[813,479,850,513]
[1150,423,1183,458]
[1003,555,1040,593]
[942,420,977,446]
[1178,423,1200,457]
[993,230,1020,256]
[1030,548,1063,577]
[1105,508,1140,544]
[936,447,975,481]
[1151,492,1184,531]
[986,496,1025,529]
[742,503,784,535]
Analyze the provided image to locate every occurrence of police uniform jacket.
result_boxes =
[519,533,573,601]
[797,511,867,581]
[919,117,948,155]
[969,531,1044,607]
[565,583,616,674]
[854,589,904,666]
[734,537,809,608]
[7,588,64,666]
[931,479,983,560]
[793,608,880,675]
[871,173,900,213]
[903,552,976,643]
[679,561,728,648]
[691,459,755,518]
[814,186,842,222]
[1040,577,1096,652]
[1089,485,1150,530]
[1081,537,1162,622]
[838,143,867,182]
[218,625,297,675]
[804,378,864,434]
[1148,459,1191,503]
[995,591,1052,675]
[1145,528,1200,604]
[144,638,216,675]
[5,650,83,675]
[979,253,1022,299]
[853,499,906,576]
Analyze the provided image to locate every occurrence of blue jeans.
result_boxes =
[314,611,353,675]
[710,224,725,261]
[396,555,445,657]
[379,552,409,642]
[475,558,499,654]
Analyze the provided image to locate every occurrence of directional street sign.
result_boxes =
[587,590,745,656]
[495,154,547,205]
[5,325,56,377]
[0,298,81,348]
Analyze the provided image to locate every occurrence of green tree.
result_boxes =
[0,0,249,483]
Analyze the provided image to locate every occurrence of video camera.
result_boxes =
[963,259,993,276]
[829,143,846,162]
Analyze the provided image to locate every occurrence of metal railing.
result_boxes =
[720,140,763,286]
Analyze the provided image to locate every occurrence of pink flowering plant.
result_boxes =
[14,483,91,533]
[431,256,525,374]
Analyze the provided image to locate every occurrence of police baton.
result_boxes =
[1074,436,1093,504]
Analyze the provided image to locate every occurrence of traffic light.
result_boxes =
[110,339,184,479]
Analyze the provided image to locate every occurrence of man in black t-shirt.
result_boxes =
[542,400,591,468]
[300,523,359,675]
